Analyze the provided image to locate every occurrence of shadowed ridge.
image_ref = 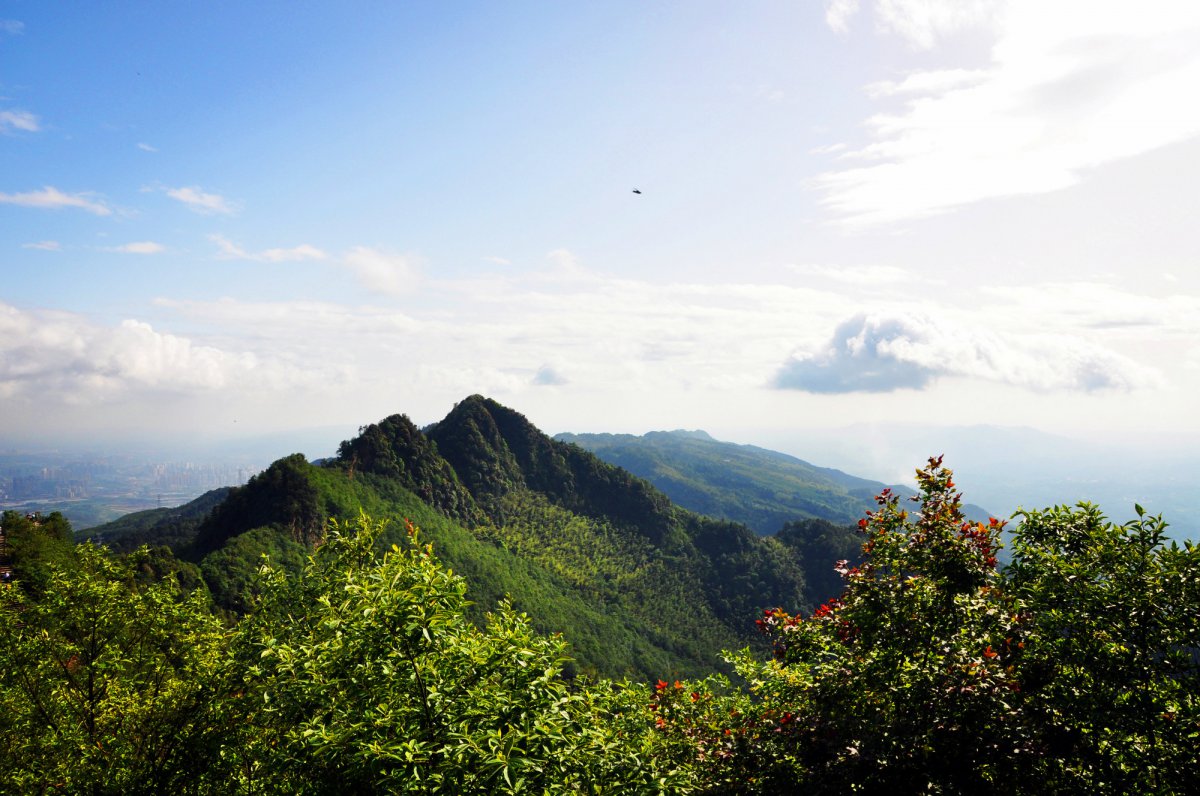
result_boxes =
[334,413,482,526]
[428,395,679,546]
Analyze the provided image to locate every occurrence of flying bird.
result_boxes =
[632,189,642,194]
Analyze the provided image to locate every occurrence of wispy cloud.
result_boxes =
[21,240,61,251]
[154,297,420,336]
[108,241,166,255]
[0,109,39,134]
[818,1,1200,226]
[165,185,235,215]
[823,0,999,48]
[0,186,111,215]
[210,234,326,263]
[136,142,158,152]
[981,281,1200,334]
[341,246,422,296]
[825,0,860,35]
[546,248,586,277]
[790,263,914,286]
[874,0,1000,50]
[772,310,1160,394]
[0,19,23,35]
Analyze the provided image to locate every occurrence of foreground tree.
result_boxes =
[0,543,228,795]
[665,457,1200,794]
[716,457,1030,793]
[1009,503,1200,793]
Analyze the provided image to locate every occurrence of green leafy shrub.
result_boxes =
[0,543,227,794]
[224,513,693,794]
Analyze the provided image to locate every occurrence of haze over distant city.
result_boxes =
[3,2,1199,525]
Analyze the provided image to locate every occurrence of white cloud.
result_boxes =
[818,1,1200,226]
[546,248,586,276]
[873,0,1000,49]
[825,0,860,34]
[0,186,111,215]
[865,68,987,98]
[109,241,166,255]
[483,255,512,266]
[165,185,235,215]
[341,246,421,296]
[21,240,61,251]
[809,142,849,155]
[0,109,39,134]
[772,310,1161,393]
[0,19,23,35]
[0,302,260,401]
[137,142,158,152]
[210,234,326,263]
[823,0,998,46]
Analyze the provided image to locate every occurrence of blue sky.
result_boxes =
[3,1,1199,473]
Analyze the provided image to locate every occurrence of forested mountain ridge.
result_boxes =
[86,395,857,679]
[558,428,992,533]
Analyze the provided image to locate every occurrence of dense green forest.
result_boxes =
[3,398,1197,793]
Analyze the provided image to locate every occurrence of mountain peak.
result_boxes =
[335,413,481,525]
[429,396,680,544]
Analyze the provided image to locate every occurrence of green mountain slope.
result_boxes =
[555,430,896,533]
[556,429,994,534]
[88,396,856,680]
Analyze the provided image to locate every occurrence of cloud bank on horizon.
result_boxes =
[1,0,1196,442]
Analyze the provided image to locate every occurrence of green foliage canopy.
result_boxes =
[655,458,1200,795]
[0,543,227,795]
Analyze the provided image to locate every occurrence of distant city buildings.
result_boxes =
[0,452,261,529]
